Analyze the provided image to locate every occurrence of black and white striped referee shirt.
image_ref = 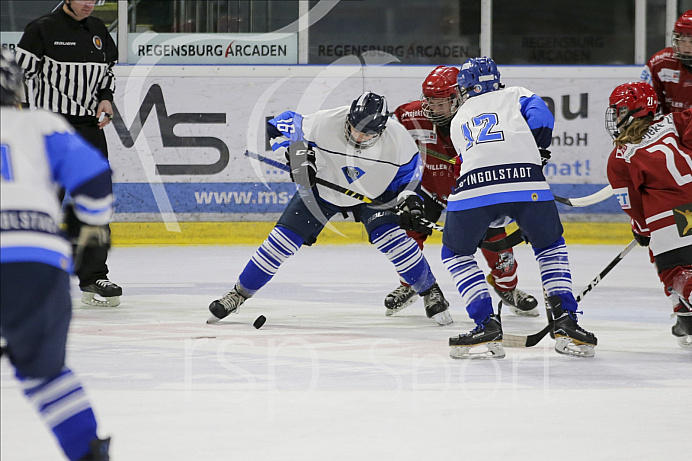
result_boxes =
[16,8,117,118]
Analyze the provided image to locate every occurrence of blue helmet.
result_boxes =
[457,57,502,99]
[344,91,389,148]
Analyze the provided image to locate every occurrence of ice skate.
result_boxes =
[384,284,417,316]
[553,310,597,358]
[486,273,538,317]
[672,310,692,349]
[207,285,249,324]
[449,314,504,359]
[80,279,122,307]
[78,437,110,460]
[422,283,453,325]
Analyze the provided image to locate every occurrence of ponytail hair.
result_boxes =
[614,116,654,146]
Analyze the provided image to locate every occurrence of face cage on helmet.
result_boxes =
[605,106,632,140]
[420,89,461,126]
[672,32,692,65]
[458,87,471,104]
[343,119,384,149]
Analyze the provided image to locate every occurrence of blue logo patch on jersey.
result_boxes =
[341,166,365,184]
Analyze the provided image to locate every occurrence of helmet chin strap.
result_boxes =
[63,0,76,16]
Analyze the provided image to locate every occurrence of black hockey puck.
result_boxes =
[253,315,266,329]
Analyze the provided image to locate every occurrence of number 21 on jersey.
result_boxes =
[648,137,692,186]
[459,113,505,151]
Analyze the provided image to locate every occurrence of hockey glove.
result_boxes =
[397,194,432,236]
[74,225,110,272]
[539,148,551,166]
[286,141,317,188]
[632,229,650,247]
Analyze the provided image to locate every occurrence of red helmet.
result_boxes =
[605,82,658,139]
[420,66,461,125]
[673,10,692,65]
[422,66,460,98]
[675,10,692,34]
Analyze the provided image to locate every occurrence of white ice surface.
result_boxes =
[2,243,690,461]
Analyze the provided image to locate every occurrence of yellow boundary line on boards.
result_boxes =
[111,222,634,246]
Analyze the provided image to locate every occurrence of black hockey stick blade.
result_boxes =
[525,323,554,346]
[503,323,553,348]
[553,195,572,206]
[500,298,553,348]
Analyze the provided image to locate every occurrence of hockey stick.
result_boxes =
[554,185,613,207]
[503,238,639,347]
[668,287,692,310]
[245,149,442,232]
[245,150,525,252]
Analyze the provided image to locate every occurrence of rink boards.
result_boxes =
[110,221,634,246]
[104,64,639,244]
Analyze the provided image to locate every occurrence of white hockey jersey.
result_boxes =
[1,108,113,272]
[268,106,422,207]
[448,86,554,211]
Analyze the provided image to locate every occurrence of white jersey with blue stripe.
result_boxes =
[448,86,554,211]
[268,106,422,207]
[1,108,113,271]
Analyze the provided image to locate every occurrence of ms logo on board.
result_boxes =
[342,166,365,184]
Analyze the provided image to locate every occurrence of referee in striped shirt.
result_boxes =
[16,0,123,307]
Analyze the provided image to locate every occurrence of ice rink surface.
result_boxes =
[2,243,690,460]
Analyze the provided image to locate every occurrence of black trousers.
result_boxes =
[63,116,111,286]
[66,115,109,158]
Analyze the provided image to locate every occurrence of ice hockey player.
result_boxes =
[385,65,538,318]
[640,10,692,114]
[444,57,597,359]
[605,81,692,349]
[0,49,111,460]
[207,91,453,325]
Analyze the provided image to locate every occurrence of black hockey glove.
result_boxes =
[74,225,110,271]
[64,203,111,271]
[397,194,432,236]
[632,229,650,247]
[286,141,317,188]
[539,148,551,166]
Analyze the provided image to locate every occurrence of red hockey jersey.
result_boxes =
[642,48,692,114]
[393,100,457,205]
[607,110,692,257]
